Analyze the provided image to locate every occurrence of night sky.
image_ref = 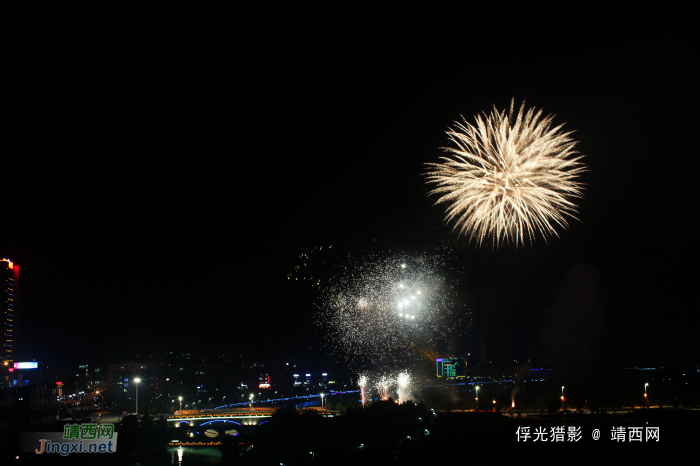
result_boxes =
[4,6,696,370]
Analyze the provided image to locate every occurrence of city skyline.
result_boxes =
[1,6,698,463]
[2,5,696,375]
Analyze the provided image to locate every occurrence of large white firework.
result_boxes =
[425,98,587,248]
[317,250,464,366]
[397,371,411,404]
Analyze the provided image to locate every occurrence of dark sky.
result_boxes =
[4,5,696,369]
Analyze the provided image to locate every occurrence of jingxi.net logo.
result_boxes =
[21,423,118,456]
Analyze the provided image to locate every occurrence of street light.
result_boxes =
[179,396,182,412]
[249,394,254,410]
[561,386,565,411]
[320,393,324,410]
[134,378,141,414]
[475,386,479,411]
[310,452,314,463]
[645,383,649,406]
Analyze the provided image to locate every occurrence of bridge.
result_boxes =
[166,407,336,427]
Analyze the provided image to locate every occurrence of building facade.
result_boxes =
[436,357,459,378]
[2,258,18,369]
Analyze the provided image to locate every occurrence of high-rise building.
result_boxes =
[2,258,19,367]
[436,357,459,378]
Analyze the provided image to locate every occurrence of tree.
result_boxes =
[120,415,138,430]
[271,405,300,423]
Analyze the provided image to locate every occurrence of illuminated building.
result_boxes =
[436,358,459,378]
[108,362,163,396]
[2,258,19,367]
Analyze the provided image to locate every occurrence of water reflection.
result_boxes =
[168,446,221,465]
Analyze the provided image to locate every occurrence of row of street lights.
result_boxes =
[140,382,653,416]
[134,383,323,416]
[475,383,651,412]
[247,392,326,410]
[509,383,650,412]
[473,386,496,411]
[560,384,651,411]
[133,380,242,415]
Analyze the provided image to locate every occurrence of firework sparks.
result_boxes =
[397,371,411,404]
[286,245,333,288]
[316,249,465,366]
[376,374,392,401]
[358,373,369,408]
[425,98,587,248]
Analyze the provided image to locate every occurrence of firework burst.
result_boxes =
[425,98,587,248]
[316,249,466,366]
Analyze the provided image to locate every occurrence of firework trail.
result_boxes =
[425,98,587,248]
[358,373,369,408]
[316,248,466,366]
[397,371,411,404]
